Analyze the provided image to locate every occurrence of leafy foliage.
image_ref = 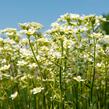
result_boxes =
[102,13,109,35]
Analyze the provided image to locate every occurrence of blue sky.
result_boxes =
[0,0,109,30]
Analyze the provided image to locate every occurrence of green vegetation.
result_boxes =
[102,13,109,35]
[0,13,109,109]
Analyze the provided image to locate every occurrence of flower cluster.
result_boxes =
[19,22,43,36]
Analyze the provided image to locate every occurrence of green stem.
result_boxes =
[90,36,96,104]
[104,50,108,109]
[59,40,64,109]
[28,37,40,68]
[27,36,43,80]
[75,83,79,109]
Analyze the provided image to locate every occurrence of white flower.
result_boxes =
[37,38,49,46]
[79,26,88,32]
[20,75,27,81]
[4,39,16,45]
[10,91,18,100]
[1,28,17,36]
[51,22,60,28]
[73,76,84,82]
[1,59,6,64]
[20,38,28,45]
[96,63,102,67]
[0,64,10,71]
[63,39,75,48]
[31,87,44,95]
[54,52,61,59]
[36,55,40,60]
[91,33,103,39]
[6,32,15,36]
[70,14,80,19]
[17,60,28,66]
[60,26,73,34]
[19,30,27,34]
[96,15,106,22]
[28,63,37,69]
[99,35,109,46]
[28,28,36,35]
[1,28,16,33]
[58,13,81,23]
[20,48,32,57]
[73,27,79,33]
[49,49,61,59]
[20,28,36,36]
[19,22,43,30]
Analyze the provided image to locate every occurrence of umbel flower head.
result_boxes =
[0,28,20,42]
[0,28,17,36]
[99,35,109,47]
[19,22,43,36]
[47,13,106,40]
[0,64,10,72]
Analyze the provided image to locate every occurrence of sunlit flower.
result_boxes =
[51,22,60,28]
[20,48,32,57]
[96,63,102,67]
[0,64,10,71]
[4,39,16,45]
[73,76,84,82]
[37,38,49,46]
[59,13,80,21]
[10,91,18,100]
[19,22,43,30]
[49,48,61,59]
[53,52,61,59]
[90,33,103,39]
[28,63,37,69]
[63,39,75,48]
[20,38,28,45]
[1,28,16,34]
[99,35,109,46]
[0,28,17,39]
[1,59,6,64]
[17,60,28,66]
[70,13,80,19]
[30,87,44,95]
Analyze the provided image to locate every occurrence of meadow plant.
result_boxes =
[0,14,109,109]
